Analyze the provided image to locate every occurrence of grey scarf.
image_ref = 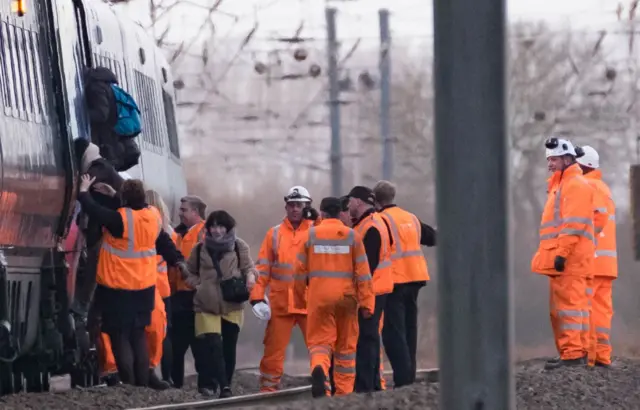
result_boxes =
[204,228,237,260]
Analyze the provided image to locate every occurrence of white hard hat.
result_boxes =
[284,186,312,203]
[576,145,599,169]
[118,171,133,180]
[545,137,577,159]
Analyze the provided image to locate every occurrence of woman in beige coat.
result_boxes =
[180,210,257,398]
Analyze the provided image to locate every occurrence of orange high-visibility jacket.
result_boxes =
[250,218,316,316]
[531,163,597,277]
[378,207,429,284]
[584,170,618,278]
[97,207,160,290]
[353,212,394,295]
[170,220,205,292]
[293,218,375,313]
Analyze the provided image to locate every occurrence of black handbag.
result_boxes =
[197,242,250,304]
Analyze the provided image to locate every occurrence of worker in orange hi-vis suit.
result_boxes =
[294,197,375,398]
[531,137,600,371]
[576,145,617,368]
[250,186,321,392]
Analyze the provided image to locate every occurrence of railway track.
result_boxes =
[127,368,439,410]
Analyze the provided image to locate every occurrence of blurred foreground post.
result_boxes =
[379,8,392,181]
[432,0,515,408]
[326,7,342,197]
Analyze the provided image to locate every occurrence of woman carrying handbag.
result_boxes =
[179,210,257,398]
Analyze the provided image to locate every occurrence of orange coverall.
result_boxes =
[531,163,599,361]
[584,169,617,365]
[250,218,316,392]
[294,219,375,396]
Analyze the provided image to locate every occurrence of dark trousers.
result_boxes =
[160,297,172,381]
[381,283,422,388]
[355,294,387,393]
[71,239,101,316]
[194,318,240,390]
[170,310,196,388]
[107,325,149,386]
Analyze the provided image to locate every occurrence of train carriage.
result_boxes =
[0,0,187,394]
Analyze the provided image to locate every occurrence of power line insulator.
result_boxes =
[254,62,268,75]
[293,48,308,61]
[309,64,321,78]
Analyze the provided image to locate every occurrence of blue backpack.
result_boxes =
[111,84,142,138]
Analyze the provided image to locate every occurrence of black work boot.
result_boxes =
[149,369,171,390]
[219,386,233,398]
[544,355,587,370]
[595,361,611,369]
[198,387,216,397]
[103,373,120,387]
[311,365,326,398]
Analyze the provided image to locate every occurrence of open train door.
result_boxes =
[631,136,640,260]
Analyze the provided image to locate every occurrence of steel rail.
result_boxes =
[127,368,439,410]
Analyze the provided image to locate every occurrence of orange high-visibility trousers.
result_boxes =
[591,277,613,365]
[548,275,590,360]
[147,293,167,368]
[378,313,386,390]
[99,292,167,374]
[259,314,307,392]
[307,297,359,397]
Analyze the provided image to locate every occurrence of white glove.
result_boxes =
[252,302,271,321]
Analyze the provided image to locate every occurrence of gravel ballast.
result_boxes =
[251,357,640,410]
[2,357,640,409]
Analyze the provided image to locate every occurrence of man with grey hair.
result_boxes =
[167,194,207,388]
[372,180,436,388]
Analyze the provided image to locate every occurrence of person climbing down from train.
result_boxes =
[178,210,257,398]
[168,195,207,388]
[83,66,142,172]
[250,186,320,393]
[71,138,125,362]
[146,190,179,386]
[531,137,599,370]
[575,145,618,368]
[77,175,185,387]
[293,197,375,398]
[373,180,435,388]
[346,186,394,393]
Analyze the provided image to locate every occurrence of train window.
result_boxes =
[162,89,180,158]
[95,26,103,44]
[19,28,34,116]
[8,24,24,117]
[0,21,11,108]
[162,67,167,83]
[139,48,146,65]
[30,31,45,117]
[134,70,162,149]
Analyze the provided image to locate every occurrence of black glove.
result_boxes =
[303,207,319,221]
[554,256,566,272]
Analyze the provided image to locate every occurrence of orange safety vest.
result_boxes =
[97,207,160,290]
[353,212,394,295]
[378,207,429,285]
[250,218,316,315]
[294,219,375,313]
[584,170,617,278]
[171,221,205,292]
[531,163,596,277]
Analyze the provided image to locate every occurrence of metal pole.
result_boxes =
[326,7,342,197]
[433,0,514,408]
[379,8,392,180]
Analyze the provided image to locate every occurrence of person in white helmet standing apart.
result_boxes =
[532,137,602,370]
[250,186,320,392]
[576,145,617,368]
